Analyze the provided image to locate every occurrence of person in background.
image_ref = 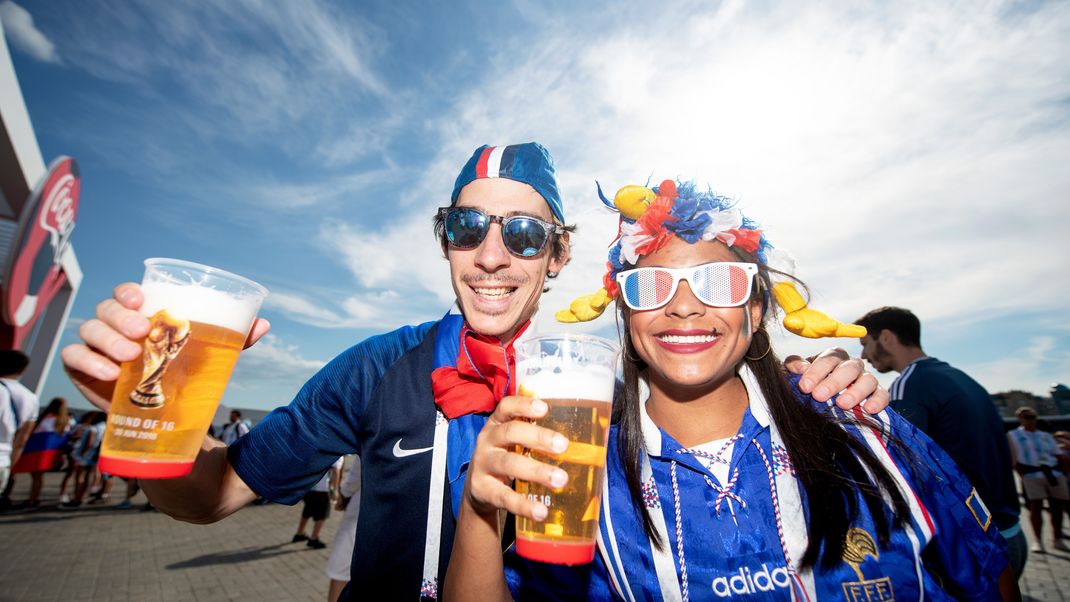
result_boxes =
[1007,406,1069,553]
[58,412,92,504]
[1055,431,1070,476]
[61,411,106,509]
[116,477,141,509]
[220,410,250,445]
[854,306,1027,575]
[0,350,39,510]
[293,456,343,550]
[326,456,362,602]
[11,397,71,510]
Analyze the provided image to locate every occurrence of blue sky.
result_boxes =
[2,0,1068,411]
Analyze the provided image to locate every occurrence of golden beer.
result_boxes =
[101,321,245,467]
[98,259,266,479]
[513,334,617,565]
[516,397,611,563]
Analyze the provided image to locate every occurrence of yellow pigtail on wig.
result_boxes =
[556,288,611,323]
[773,282,867,339]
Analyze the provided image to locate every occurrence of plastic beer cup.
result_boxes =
[98,259,267,479]
[514,334,617,565]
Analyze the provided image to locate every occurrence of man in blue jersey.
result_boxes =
[61,143,887,600]
[855,306,1027,575]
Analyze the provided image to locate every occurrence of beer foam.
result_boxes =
[516,364,615,402]
[140,281,263,334]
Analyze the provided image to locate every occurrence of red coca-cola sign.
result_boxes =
[3,157,80,347]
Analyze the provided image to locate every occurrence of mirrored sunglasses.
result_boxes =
[615,262,759,311]
[438,207,565,258]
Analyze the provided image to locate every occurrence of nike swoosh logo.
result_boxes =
[392,439,434,458]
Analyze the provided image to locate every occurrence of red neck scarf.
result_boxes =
[431,321,531,419]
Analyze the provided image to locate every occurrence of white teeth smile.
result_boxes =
[474,287,515,300]
[657,334,718,344]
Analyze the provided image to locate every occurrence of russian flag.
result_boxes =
[12,431,68,473]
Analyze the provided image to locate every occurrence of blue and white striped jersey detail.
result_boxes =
[889,356,927,401]
[1007,427,1061,468]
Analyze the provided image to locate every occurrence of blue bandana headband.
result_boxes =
[451,142,566,224]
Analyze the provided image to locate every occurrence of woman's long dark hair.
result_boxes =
[614,252,912,570]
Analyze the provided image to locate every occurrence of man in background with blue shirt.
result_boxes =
[855,306,1028,577]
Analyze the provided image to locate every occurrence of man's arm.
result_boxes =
[139,435,257,523]
[998,565,1022,602]
[60,282,268,522]
[8,421,34,468]
[329,462,342,500]
[339,457,361,498]
[1006,432,1026,476]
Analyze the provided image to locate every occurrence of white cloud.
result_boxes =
[232,333,327,381]
[0,1,60,63]
[248,167,398,211]
[281,1,1069,349]
[415,0,1070,341]
[245,0,1065,407]
[41,1,1070,405]
[266,2,1070,367]
[313,218,456,328]
[262,291,347,326]
[958,335,1070,396]
[55,0,388,137]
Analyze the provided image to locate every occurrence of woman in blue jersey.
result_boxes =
[445,178,1018,601]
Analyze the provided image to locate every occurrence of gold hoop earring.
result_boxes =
[745,328,772,362]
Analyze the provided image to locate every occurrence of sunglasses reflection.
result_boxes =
[440,207,563,258]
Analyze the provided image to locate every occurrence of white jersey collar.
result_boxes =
[638,363,771,458]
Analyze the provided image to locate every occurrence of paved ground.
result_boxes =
[1020,525,1070,602]
[0,472,341,601]
[2,472,1069,600]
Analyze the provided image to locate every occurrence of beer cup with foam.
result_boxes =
[514,334,617,565]
[98,259,267,479]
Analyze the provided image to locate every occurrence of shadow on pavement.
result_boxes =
[0,503,131,523]
[166,542,303,569]
[0,512,82,525]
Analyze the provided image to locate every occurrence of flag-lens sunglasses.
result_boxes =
[439,207,565,258]
[615,262,759,311]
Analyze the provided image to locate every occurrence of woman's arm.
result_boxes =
[443,395,569,601]
[998,565,1022,602]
